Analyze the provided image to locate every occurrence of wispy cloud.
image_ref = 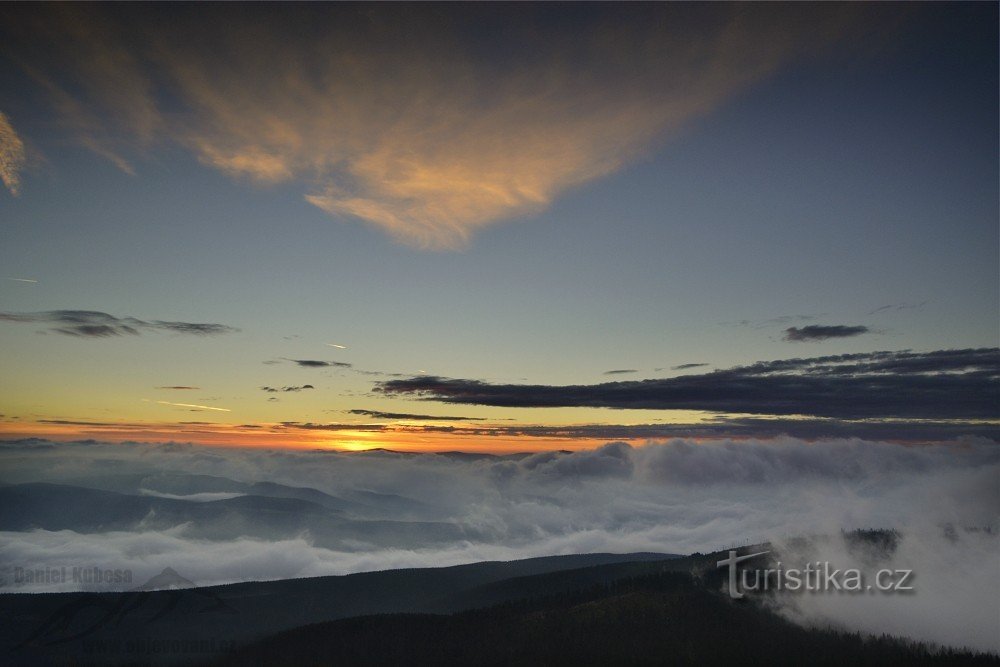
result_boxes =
[37,419,120,427]
[722,314,821,330]
[347,409,484,422]
[284,359,351,369]
[156,386,200,390]
[284,419,999,442]
[603,369,638,376]
[6,278,37,284]
[377,348,1000,420]
[0,310,238,338]
[155,400,231,413]
[261,385,314,393]
[783,325,870,342]
[0,112,26,196]
[154,321,239,335]
[3,4,875,249]
[277,422,387,432]
[325,343,347,349]
[669,363,709,371]
[868,301,928,315]
[6,6,160,176]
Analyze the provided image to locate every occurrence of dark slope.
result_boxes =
[213,572,998,667]
[0,552,677,666]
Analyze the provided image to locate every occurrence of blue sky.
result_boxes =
[0,3,996,450]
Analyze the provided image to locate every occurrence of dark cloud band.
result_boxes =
[377,348,1000,420]
[285,359,351,369]
[347,409,483,421]
[783,325,870,342]
[0,310,238,338]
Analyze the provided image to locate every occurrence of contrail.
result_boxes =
[156,400,231,412]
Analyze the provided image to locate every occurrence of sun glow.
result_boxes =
[336,440,378,452]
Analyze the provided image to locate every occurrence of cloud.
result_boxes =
[2,4,878,249]
[671,417,998,442]
[377,348,1000,420]
[0,434,997,653]
[869,301,927,315]
[261,385,314,393]
[153,321,238,335]
[768,528,1000,653]
[603,369,638,375]
[670,363,709,370]
[285,359,351,369]
[722,314,820,330]
[0,112,26,196]
[37,419,119,427]
[351,369,407,378]
[347,409,484,422]
[379,419,998,443]
[783,325,871,342]
[156,386,200,390]
[0,310,238,338]
[276,422,388,432]
[155,401,231,413]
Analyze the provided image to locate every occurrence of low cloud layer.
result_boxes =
[0,436,996,651]
[378,348,1000,420]
[0,310,238,338]
[2,4,878,248]
[767,529,999,653]
[784,324,870,342]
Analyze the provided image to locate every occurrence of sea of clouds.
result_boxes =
[0,436,997,652]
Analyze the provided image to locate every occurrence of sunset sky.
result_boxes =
[0,3,996,452]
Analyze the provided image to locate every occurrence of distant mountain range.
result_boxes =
[0,481,469,549]
[14,470,448,519]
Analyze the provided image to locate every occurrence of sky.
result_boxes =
[0,3,997,452]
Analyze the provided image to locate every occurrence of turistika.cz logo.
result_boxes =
[716,550,914,599]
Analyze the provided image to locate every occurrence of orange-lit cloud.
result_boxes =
[6,4,871,249]
[0,112,25,195]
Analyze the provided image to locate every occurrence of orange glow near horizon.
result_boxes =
[0,419,643,453]
[5,414,976,453]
